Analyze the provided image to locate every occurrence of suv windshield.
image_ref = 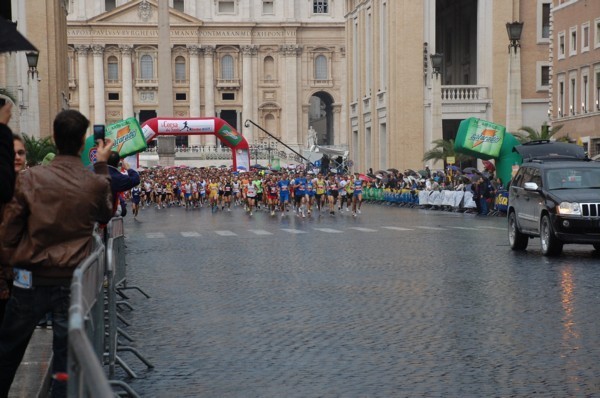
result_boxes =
[545,168,600,190]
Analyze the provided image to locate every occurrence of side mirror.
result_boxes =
[523,182,539,191]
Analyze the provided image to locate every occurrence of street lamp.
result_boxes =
[430,53,443,75]
[506,21,524,53]
[26,51,39,79]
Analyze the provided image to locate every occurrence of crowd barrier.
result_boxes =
[362,187,509,213]
[66,218,152,398]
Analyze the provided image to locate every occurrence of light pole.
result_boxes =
[26,51,40,138]
[506,21,523,133]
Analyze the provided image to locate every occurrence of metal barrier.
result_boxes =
[67,235,114,398]
[105,218,153,383]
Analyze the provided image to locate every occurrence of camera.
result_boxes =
[93,124,105,142]
[0,98,6,107]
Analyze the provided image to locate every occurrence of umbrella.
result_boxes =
[252,164,267,170]
[237,165,247,170]
[387,168,399,173]
[418,169,428,177]
[447,165,460,171]
[482,160,496,172]
[358,173,372,182]
[404,169,418,177]
[0,17,38,53]
[462,167,482,175]
[375,170,388,175]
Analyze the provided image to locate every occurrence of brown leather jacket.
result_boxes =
[0,155,113,280]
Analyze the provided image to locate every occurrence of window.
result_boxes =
[263,1,274,15]
[108,92,119,101]
[107,56,119,81]
[570,27,577,55]
[537,62,550,91]
[558,77,565,116]
[558,31,565,59]
[140,55,153,79]
[582,73,589,113]
[175,93,186,101]
[175,56,186,81]
[596,70,600,111]
[263,56,275,81]
[222,93,235,100]
[537,0,551,42]
[105,0,116,12]
[221,55,234,79]
[313,0,328,14]
[218,1,235,13]
[315,55,327,80]
[570,76,577,115]
[596,18,600,48]
[173,0,184,12]
[582,23,590,52]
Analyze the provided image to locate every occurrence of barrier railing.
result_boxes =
[67,235,113,398]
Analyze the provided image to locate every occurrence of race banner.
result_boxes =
[81,117,147,166]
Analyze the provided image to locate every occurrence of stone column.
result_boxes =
[506,48,522,133]
[158,0,173,117]
[203,45,216,146]
[75,45,90,120]
[120,45,134,120]
[157,136,176,166]
[188,45,201,146]
[282,45,301,146]
[430,72,443,166]
[242,45,257,143]
[92,44,106,125]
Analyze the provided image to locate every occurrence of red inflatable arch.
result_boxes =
[140,117,250,170]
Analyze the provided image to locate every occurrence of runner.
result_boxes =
[305,172,316,216]
[246,175,257,216]
[352,173,364,216]
[265,174,279,216]
[208,178,219,212]
[327,174,339,216]
[277,173,291,214]
[315,173,326,212]
[131,184,141,217]
[223,177,233,211]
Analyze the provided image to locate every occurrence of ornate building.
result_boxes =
[550,0,600,158]
[0,0,69,139]
[345,0,554,172]
[66,0,346,151]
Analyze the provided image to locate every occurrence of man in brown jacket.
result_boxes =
[0,110,114,398]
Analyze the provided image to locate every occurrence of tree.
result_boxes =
[422,138,473,167]
[516,122,563,143]
[22,134,56,167]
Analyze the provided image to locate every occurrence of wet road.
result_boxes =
[118,203,600,397]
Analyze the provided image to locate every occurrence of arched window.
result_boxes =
[315,55,327,80]
[107,56,119,81]
[221,55,234,80]
[263,56,275,81]
[140,55,153,79]
[175,56,186,81]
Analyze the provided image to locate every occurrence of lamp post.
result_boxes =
[430,53,443,75]
[505,21,523,133]
[26,51,39,79]
[506,21,524,53]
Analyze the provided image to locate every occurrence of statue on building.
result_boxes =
[307,126,318,148]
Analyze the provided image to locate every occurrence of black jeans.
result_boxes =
[0,285,70,398]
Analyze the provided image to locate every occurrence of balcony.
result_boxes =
[310,79,333,87]
[216,78,240,90]
[441,85,490,117]
[135,79,158,89]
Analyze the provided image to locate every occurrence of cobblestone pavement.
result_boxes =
[118,203,600,397]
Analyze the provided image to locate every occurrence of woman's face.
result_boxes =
[13,139,26,172]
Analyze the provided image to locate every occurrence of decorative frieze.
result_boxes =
[280,45,302,57]
[187,45,200,56]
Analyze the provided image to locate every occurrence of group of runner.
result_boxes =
[129,167,366,218]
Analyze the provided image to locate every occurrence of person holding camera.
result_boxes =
[0,110,114,397]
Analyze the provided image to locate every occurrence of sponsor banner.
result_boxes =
[495,191,509,212]
[455,118,506,159]
[217,123,243,146]
[157,119,215,134]
[81,117,147,166]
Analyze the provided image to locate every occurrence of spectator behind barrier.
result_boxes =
[107,151,140,217]
[0,109,114,398]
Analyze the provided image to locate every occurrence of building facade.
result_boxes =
[66,0,346,151]
[550,0,600,158]
[345,0,553,172]
[0,0,69,139]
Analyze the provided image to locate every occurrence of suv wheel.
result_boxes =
[594,243,600,252]
[540,214,563,256]
[508,211,528,250]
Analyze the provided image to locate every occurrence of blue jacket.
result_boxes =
[108,166,140,199]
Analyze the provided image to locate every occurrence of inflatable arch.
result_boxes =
[140,117,250,170]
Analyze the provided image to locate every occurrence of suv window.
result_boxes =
[546,168,600,190]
